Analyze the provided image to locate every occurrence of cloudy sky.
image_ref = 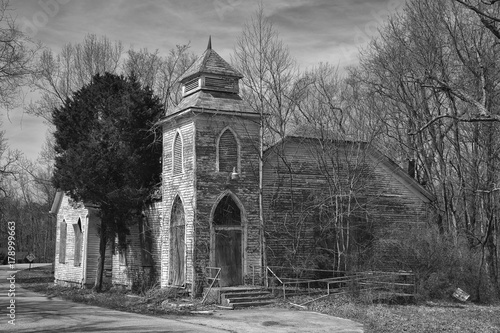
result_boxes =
[1,0,406,161]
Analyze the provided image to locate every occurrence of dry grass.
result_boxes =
[283,294,500,333]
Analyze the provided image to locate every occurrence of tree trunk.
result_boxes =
[94,222,108,291]
[485,218,500,298]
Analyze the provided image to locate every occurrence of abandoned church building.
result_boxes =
[52,41,434,295]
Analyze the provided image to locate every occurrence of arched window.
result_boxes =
[59,221,67,263]
[170,196,186,286]
[217,128,238,172]
[173,132,183,174]
[73,218,83,266]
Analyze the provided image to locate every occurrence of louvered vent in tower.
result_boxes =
[184,78,199,94]
[173,133,183,174]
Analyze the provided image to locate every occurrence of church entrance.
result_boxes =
[212,194,243,287]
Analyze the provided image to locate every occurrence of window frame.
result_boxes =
[216,127,240,173]
[172,131,184,175]
[73,219,83,267]
[59,221,67,264]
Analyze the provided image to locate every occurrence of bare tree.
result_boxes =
[232,5,300,274]
[232,5,298,144]
[453,0,500,39]
[123,44,196,112]
[0,0,39,109]
[0,126,20,200]
[350,0,500,300]
[27,34,124,123]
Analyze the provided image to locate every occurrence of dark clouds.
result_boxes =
[3,0,406,160]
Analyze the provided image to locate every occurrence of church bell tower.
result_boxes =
[159,37,262,295]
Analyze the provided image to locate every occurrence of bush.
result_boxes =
[385,226,497,303]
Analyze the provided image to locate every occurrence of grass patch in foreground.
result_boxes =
[284,294,500,333]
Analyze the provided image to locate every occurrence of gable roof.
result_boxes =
[49,191,65,215]
[265,135,435,202]
[49,191,100,215]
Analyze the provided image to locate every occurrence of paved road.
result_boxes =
[0,264,363,333]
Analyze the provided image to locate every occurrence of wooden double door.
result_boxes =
[213,195,243,287]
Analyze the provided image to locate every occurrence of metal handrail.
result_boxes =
[202,266,221,304]
[265,268,415,301]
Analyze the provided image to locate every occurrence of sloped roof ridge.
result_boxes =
[264,134,435,202]
[180,46,242,83]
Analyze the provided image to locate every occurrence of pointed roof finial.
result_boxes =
[207,35,212,50]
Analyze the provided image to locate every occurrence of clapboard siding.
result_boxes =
[112,222,142,287]
[143,200,163,283]
[263,138,431,271]
[54,195,86,285]
[54,194,114,287]
[54,195,89,286]
[162,120,196,290]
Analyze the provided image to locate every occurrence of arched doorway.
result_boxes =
[212,194,243,286]
[170,196,185,286]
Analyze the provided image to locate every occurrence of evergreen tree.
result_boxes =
[52,72,163,290]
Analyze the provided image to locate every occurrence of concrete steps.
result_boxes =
[220,289,275,309]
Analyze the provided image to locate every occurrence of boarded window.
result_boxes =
[73,219,83,266]
[59,222,67,263]
[205,76,236,91]
[170,196,185,286]
[173,133,183,174]
[139,215,153,267]
[218,129,238,172]
[118,234,127,265]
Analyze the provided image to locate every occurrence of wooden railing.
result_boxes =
[265,266,416,304]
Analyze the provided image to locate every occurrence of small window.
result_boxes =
[73,219,83,266]
[173,132,183,174]
[59,222,67,263]
[218,129,238,172]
